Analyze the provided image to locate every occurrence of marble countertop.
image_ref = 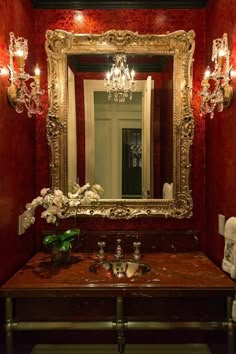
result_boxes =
[0,252,235,298]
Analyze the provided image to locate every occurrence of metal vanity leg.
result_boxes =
[5,298,13,354]
[227,296,235,354]
[114,297,126,354]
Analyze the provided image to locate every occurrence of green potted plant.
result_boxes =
[43,228,80,264]
[21,183,104,264]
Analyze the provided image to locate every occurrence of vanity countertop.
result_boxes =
[0,252,235,298]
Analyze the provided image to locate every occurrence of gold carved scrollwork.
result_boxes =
[98,30,147,47]
[46,111,64,140]
[45,29,195,219]
[46,111,65,190]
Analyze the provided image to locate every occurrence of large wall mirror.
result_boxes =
[45,29,195,219]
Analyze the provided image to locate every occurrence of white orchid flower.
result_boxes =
[53,189,63,196]
[41,205,59,224]
[45,214,57,224]
[53,195,66,208]
[68,199,81,207]
[25,203,34,210]
[68,192,79,199]
[22,209,35,230]
[41,205,57,217]
[40,188,50,197]
[21,182,104,233]
[31,196,43,207]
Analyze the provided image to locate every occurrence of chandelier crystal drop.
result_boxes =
[104,54,135,103]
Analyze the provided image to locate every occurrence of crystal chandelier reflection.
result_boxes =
[104,54,135,103]
[129,144,142,168]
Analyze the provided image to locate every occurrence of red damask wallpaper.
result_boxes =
[205,0,236,265]
[0,0,36,284]
[34,8,206,248]
[1,0,235,321]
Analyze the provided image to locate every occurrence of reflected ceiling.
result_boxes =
[68,54,170,73]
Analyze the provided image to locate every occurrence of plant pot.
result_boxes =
[51,245,72,265]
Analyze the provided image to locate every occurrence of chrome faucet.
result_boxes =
[97,241,106,261]
[114,239,123,260]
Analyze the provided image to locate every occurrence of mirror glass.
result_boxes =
[67,54,173,200]
[45,29,195,219]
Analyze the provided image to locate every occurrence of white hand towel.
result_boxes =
[162,182,173,199]
[222,217,236,279]
[224,216,236,241]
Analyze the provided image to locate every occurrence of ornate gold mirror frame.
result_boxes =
[45,29,195,219]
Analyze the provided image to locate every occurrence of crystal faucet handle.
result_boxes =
[98,241,106,248]
[115,238,123,259]
[97,241,106,261]
[133,241,141,261]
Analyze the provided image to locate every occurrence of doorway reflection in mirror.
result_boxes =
[67,55,174,200]
[122,128,142,199]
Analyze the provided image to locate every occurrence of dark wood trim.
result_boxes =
[68,62,164,72]
[32,0,208,10]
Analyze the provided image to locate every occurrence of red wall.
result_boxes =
[34,9,206,247]
[205,0,236,265]
[160,59,173,192]
[0,5,208,286]
[0,0,36,285]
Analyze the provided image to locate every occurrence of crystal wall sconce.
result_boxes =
[199,33,233,119]
[7,32,44,118]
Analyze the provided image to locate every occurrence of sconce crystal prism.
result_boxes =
[104,53,135,103]
[7,32,44,118]
[199,33,233,119]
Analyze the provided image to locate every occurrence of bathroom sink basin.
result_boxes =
[89,259,151,279]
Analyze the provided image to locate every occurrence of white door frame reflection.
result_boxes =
[83,79,153,199]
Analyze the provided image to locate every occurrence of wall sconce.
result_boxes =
[199,33,233,119]
[7,32,44,117]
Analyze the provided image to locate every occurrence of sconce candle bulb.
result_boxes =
[199,33,233,119]
[15,49,24,69]
[34,64,40,84]
[204,66,211,80]
[131,69,135,80]
[7,32,44,117]
[218,49,225,68]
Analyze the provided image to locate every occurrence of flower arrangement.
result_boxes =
[22,182,104,259]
